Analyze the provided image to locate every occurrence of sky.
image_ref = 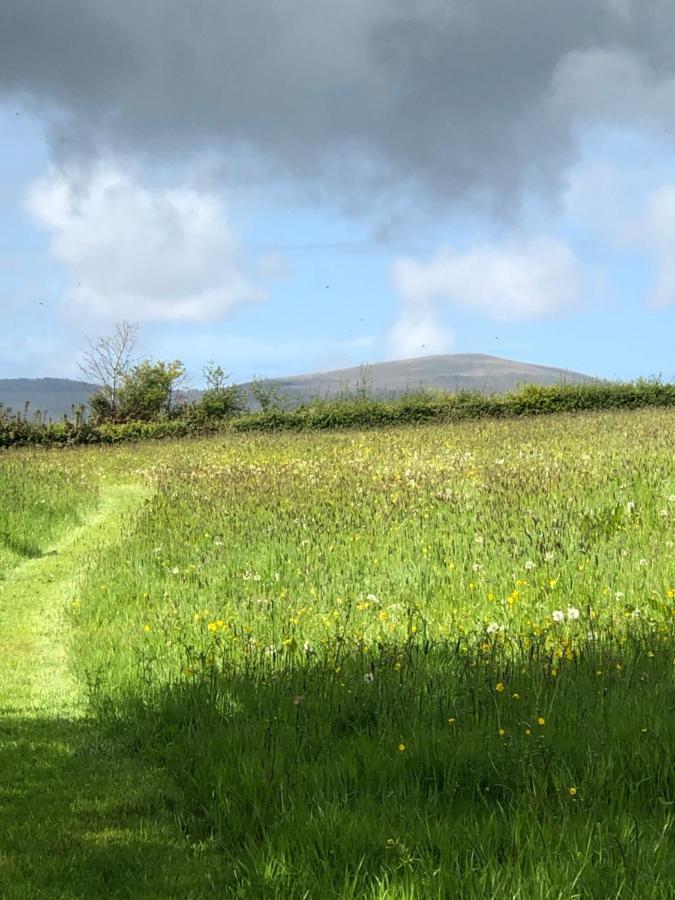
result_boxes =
[1,0,675,386]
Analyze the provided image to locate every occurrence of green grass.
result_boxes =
[0,408,673,897]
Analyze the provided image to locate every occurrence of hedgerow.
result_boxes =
[1,379,674,448]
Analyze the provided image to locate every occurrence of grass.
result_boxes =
[0,408,673,897]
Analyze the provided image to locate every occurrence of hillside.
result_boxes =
[0,354,594,419]
[245,354,595,406]
[0,378,95,421]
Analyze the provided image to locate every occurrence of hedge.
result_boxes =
[1,380,674,449]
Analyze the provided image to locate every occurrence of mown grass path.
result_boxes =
[0,484,217,899]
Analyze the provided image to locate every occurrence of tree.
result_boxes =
[248,374,285,411]
[199,361,246,419]
[79,321,139,421]
[118,359,186,421]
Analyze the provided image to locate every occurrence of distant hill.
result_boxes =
[0,378,95,422]
[242,354,596,407]
[0,355,595,420]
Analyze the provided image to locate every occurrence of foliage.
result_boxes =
[198,361,247,419]
[2,378,675,448]
[248,374,286,411]
[117,359,186,422]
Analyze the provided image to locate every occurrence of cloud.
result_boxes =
[386,235,586,358]
[637,185,675,308]
[392,237,585,321]
[25,163,264,322]
[4,1,675,212]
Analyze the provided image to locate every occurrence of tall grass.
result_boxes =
[64,409,674,897]
[0,452,98,577]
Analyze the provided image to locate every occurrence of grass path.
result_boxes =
[0,483,219,899]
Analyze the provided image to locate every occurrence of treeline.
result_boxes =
[1,379,675,448]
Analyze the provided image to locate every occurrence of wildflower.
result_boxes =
[552,610,565,623]
[568,787,577,797]
[486,622,501,635]
[143,624,152,633]
[567,606,580,621]
[639,558,648,567]
[537,717,546,726]
[631,608,641,619]
[524,560,535,571]
[511,692,520,700]
[495,682,506,693]
[364,672,374,684]
[498,728,506,737]
[448,717,456,724]
[525,728,532,736]
[303,640,314,655]
[544,551,555,563]
[398,743,406,752]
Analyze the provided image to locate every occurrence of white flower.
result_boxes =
[626,501,635,513]
[486,622,501,635]
[567,606,580,621]
[474,535,484,545]
[631,609,641,619]
[363,672,374,684]
[615,592,624,601]
[366,593,379,603]
[639,558,648,567]
[524,560,535,571]
[472,563,482,572]
[170,566,180,575]
[544,551,554,563]
[551,610,565,623]
[303,641,314,655]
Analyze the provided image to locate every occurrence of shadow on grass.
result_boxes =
[110,637,675,898]
[0,714,227,899]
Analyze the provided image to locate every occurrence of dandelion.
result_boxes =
[498,728,506,737]
[143,624,152,633]
[544,551,554,563]
[525,728,532,736]
[364,672,374,684]
[486,622,501,635]
[448,717,456,724]
[511,692,520,700]
[495,682,506,693]
[568,787,577,797]
[567,606,580,621]
[524,560,535,571]
[631,608,641,619]
[537,717,546,726]
[303,640,314,655]
[552,610,565,623]
[398,743,406,752]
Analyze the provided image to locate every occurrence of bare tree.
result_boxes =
[79,321,139,420]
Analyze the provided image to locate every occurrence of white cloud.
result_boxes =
[387,299,455,359]
[25,163,264,323]
[638,185,675,307]
[391,236,584,322]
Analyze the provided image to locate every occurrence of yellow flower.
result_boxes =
[568,787,577,797]
[495,682,505,693]
[498,728,506,737]
[398,743,406,752]
[143,624,152,633]
[525,728,532,736]
[448,717,456,724]
[537,717,546,726]
[511,693,520,700]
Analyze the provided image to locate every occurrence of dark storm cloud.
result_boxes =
[1,0,674,210]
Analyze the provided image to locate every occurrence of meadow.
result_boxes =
[0,408,673,898]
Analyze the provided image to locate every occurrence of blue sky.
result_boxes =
[2,3,675,387]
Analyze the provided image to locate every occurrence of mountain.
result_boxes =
[0,378,95,421]
[0,355,595,420]
[243,354,596,406]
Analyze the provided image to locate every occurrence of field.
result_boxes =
[0,409,673,898]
